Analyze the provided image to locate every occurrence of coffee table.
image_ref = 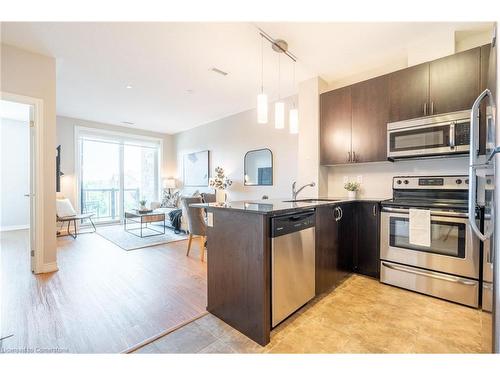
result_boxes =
[124,210,166,238]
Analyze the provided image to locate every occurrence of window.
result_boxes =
[76,127,161,224]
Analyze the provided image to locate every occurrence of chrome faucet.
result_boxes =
[292,181,316,200]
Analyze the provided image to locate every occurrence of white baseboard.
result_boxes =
[0,224,29,232]
[35,261,59,274]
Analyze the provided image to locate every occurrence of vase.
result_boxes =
[347,190,356,199]
[216,189,226,203]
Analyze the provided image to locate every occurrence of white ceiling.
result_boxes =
[1,22,492,134]
[0,100,30,122]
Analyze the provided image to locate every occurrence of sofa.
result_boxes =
[150,192,216,233]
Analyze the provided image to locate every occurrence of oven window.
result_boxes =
[389,217,465,258]
[390,125,449,152]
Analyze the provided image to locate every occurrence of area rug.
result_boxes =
[97,225,188,251]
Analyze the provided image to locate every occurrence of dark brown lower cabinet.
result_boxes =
[337,203,355,282]
[315,205,339,294]
[315,203,355,294]
[316,202,380,294]
[354,202,380,278]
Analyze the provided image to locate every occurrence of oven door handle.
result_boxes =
[381,206,469,218]
[381,262,477,286]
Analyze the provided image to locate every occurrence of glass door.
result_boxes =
[79,138,121,223]
[123,143,159,213]
[389,216,466,258]
[77,129,161,224]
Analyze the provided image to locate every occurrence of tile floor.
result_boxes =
[133,274,492,354]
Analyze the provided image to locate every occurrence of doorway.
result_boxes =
[0,97,38,272]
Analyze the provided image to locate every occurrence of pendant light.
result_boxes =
[275,53,285,129]
[257,36,268,124]
[289,61,299,134]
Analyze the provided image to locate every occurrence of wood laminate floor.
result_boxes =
[134,274,492,354]
[0,229,207,353]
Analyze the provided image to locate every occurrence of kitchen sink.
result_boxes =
[283,198,339,203]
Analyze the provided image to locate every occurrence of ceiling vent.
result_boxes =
[211,67,228,76]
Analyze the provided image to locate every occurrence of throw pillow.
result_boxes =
[161,190,180,208]
[56,198,77,218]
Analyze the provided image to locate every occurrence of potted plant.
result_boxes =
[209,167,233,203]
[344,181,360,199]
[139,199,147,211]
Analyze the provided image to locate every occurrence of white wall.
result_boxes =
[1,43,57,266]
[298,77,329,196]
[0,118,30,230]
[327,157,469,199]
[174,96,298,201]
[56,116,175,208]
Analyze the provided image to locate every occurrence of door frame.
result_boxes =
[1,91,46,274]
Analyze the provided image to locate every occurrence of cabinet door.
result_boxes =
[429,47,480,115]
[315,206,339,294]
[479,44,491,155]
[351,75,389,162]
[355,202,380,278]
[388,63,429,122]
[336,203,355,284]
[320,87,352,165]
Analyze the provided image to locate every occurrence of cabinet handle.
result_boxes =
[338,206,343,221]
[430,101,434,115]
[332,207,339,221]
[381,262,477,286]
[347,151,351,163]
[372,204,377,216]
[423,102,427,116]
[352,151,356,163]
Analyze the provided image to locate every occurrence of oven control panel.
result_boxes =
[393,176,469,190]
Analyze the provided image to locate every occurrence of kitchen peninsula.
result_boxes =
[195,198,385,345]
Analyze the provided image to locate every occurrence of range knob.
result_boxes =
[396,179,402,185]
[465,179,469,184]
[456,179,462,184]
[403,180,409,185]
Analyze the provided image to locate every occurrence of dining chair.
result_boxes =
[181,196,207,261]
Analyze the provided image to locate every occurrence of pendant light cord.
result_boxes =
[293,61,296,108]
[278,53,281,100]
[260,36,264,94]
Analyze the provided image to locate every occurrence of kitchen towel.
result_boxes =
[409,208,431,247]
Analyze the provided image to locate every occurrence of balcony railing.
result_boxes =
[81,188,140,222]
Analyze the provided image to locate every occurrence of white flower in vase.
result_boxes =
[209,167,232,202]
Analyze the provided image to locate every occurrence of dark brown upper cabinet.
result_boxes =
[320,86,352,165]
[429,47,481,115]
[388,63,429,122]
[351,75,389,163]
[320,45,486,166]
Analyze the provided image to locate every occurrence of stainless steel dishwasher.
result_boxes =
[271,209,316,327]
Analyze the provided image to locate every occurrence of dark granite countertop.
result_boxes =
[191,197,389,216]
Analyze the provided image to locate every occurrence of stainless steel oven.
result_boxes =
[380,208,480,279]
[387,110,470,160]
[380,175,481,308]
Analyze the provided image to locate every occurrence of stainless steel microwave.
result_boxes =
[387,110,470,161]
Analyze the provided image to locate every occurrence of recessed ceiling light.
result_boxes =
[121,121,135,125]
[126,84,133,89]
[211,67,228,76]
